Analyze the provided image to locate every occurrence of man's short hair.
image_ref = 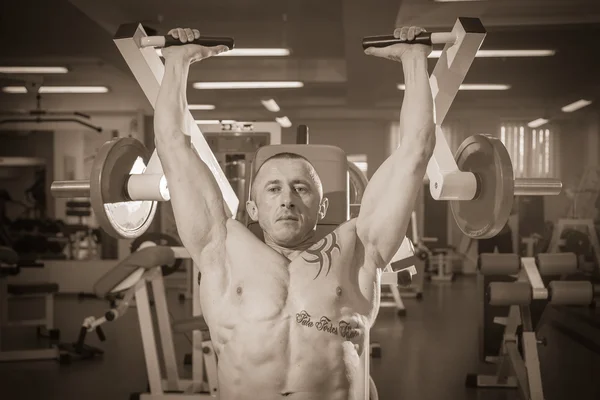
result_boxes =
[250,152,323,201]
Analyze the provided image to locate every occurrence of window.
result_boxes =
[500,124,560,179]
[347,154,368,177]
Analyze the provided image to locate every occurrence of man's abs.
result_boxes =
[210,308,360,400]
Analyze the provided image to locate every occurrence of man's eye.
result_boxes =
[296,187,307,193]
[268,187,280,192]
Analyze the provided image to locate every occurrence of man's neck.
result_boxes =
[264,234,317,260]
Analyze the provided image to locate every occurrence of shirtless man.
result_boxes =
[153,26,434,400]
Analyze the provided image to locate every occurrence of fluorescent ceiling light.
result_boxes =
[527,118,549,128]
[261,99,280,112]
[397,83,510,91]
[156,48,289,57]
[428,49,555,58]
[0,66,69,74]
[2,86,109,94]
[188,104,216,110]
[195,119,236,124]
[561,99,592,113]
[193,81,303,89]
[275,116,292,128]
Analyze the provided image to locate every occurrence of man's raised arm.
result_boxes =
[356,26,435,269]
[153,28,230,259]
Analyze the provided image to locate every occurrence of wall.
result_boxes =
[553,107,600,221]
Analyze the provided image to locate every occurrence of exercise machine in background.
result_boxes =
[468,252,600,400]
[0,246,68,364]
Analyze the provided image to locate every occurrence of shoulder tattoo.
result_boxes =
[302,231,341,280]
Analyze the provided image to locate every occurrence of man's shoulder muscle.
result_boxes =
[194,219,253,267]
[223,219,274,260]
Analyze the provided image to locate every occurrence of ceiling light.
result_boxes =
[275,116,292,128]
[2,86,109,94]
[195,119,236,124]
[527,118,549,128]
[428,49,555,58]
[397,83,510,90]
[0,66,69,74]
[188,104,216,110]
[561,99,592,113]
[193,81,303,89]
[261,99,280,112]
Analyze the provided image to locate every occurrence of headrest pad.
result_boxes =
[248,144,349,226]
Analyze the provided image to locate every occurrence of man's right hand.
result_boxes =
[364,26,432,63]
[161,28,229,64]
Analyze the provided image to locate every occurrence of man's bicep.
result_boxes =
[356,153,425,268]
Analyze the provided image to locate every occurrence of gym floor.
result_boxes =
[0,275,597,400]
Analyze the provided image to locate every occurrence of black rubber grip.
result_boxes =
[163,36,235,49]
[75,326,87,351]
[17,261,44,268]
[362,33,432,49]
[96,326,106,342]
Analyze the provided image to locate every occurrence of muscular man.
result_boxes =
[154,26,435,400]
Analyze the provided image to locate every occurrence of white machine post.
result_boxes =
[113,23,239,218]
[425,18,486,201]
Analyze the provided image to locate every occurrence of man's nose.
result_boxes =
[280,189,295,208]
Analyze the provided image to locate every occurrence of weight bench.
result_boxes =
[0,246,66,363]
[467,252,600,400]
[80,245,217,399]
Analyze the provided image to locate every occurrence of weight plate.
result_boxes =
[450,135,514,239]
[90,138,157,239]
[130,233,183,276]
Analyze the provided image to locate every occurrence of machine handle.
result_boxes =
[141,35,235,50]
[362,32,456,49]
[96,326,106,342]
[74,326,87,352]
[17,260,45,268]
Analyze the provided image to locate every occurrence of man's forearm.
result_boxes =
[396,55,435,161]
[154,58,193,147]
[152,55,228,218]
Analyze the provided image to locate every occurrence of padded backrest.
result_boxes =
[246,144,349,241]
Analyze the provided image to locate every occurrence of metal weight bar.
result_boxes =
[51,137,162,239]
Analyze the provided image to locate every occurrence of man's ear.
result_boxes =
[246,200,259,221]
[318,197,329,220]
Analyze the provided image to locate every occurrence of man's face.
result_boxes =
[246,158,327,248]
